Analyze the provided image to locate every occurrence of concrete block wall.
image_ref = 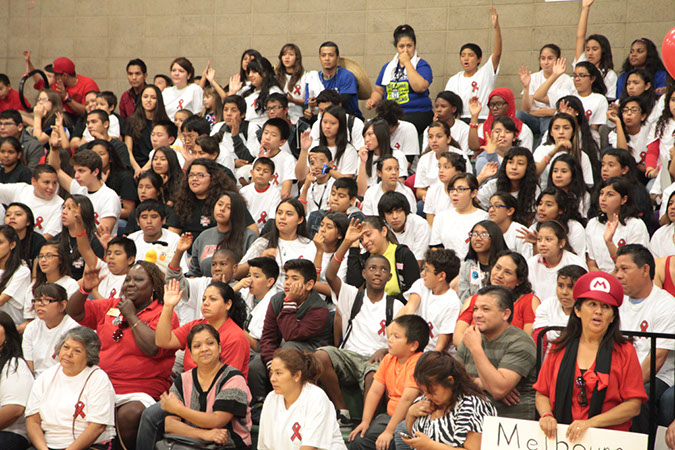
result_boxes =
[0,0,673,117]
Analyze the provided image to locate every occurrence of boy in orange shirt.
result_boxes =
[348,315,430,450]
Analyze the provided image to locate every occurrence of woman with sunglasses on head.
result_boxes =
[67,261,180,450]
[22,283,78,377]
[534,272,646,441]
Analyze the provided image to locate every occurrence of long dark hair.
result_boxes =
[206,281,247,329]
[0,226,23,296]
[595,176,640,226]
[275,43,305,92]
[88,139,127,174]
[490,192,527,226]
[6,202,36,266]
[621,38,665,78]
[320,105,349,165]
[363,118,393,178]
[547,154,588,223]
[126,84,170,140]
[536,187,575,230]
[151,146,184,204]
[554,96,601,181]
[576,61,607,96]
[618,69,656,116]
[552,298,627,352]
[138,170,166,203]
[494,250,533,299]
[323,212,349,252]
[263,198,309,249]
[585,34,614,76]
[362,215,399,246]
[465,220,508,270]
[413,351,487,410]
[655,85,675,140]
[215,191,248,262]
[0,311,23,376]
[174,159,238,225]
[242,58,280,115]
[238,49,263,82]
[57,195,96,264]
[497,147,538,225]
[33,242,71,296]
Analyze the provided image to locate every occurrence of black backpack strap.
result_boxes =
[385,295,395,326]
[347,114,355,143]
[339,289,365,349]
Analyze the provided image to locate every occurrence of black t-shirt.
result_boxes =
[54,232,105,280]
[181,198,254,240]
[21,231,46,268]
[131,119,153,167]
[0,164,32,184]
[124,204,181,235]
[106,169,137,201]
[77,138,131,168]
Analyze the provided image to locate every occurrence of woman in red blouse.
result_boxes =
[534,271,647,441]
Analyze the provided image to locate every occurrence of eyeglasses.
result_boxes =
[37,253,59,260]
[37,98,51,103]
[188,172,210,180]
[468,232,491,239]
[575,376,588,407]
[267,105,284,111]
[487,204,508,211]
[572,74,591,79]
[0,121,17,128]
[448,186,471,193]
[488,101,507,109]
[31,297,61,306]
[112,320,129,342]
[622,107,642,114]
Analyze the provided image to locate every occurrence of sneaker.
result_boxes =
[337,409,352,430]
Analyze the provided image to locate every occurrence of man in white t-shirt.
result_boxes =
[614,244,675,433]
[48,148,121,235]
[0,164,63,240]
[378,191,430,263]
[316,248,403,428]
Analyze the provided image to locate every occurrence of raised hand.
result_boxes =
[516,226,538,245]
[344,218,364,244]
[519,66,531,87]
[163,279,184,308]
[490,6,499,28]
[176,233,193,253]
[82,266,105,292]
[552,58,567,77]
[228,74,243,95]
[95,228,112,250]
[206,67,216,83]
[300,129,312,152]
[468,96,482,118]
[479,161,499,180]
[604,213,619,243]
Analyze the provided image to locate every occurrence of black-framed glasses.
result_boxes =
[31,298,61,306]
[112,321,129,342]
[572,74,591,79]
[468,232,491,239]
[448,186,471,193]
[622,107,642,114]
[575,376,588,407]
[488,101,507,109]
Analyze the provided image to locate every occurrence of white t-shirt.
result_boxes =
[0,357,34,438]
[362,182,416,216]
[241,236,317,291]
[392,214,431,261]
[128,228,187,272]
[83,114,120,141]
[533,295,571,342]
[430,208,489,259]
[359,150,409,188]
[619,285,675,386]
[423,181,453,216]
[22,314,79,378]
[0,184,64,237]
[526,71,574,111]
[282,72,311,122]
[310,113,365,151]
[336,284,404,356]
[533,144,594,189]
[94,259,126,301]
[304,178,334,216]
[210,122,241,172]
[651,223,675,259]
[527,251,588,301]
[576,91,609,126]
[574,54,618,100]
[407,278,461,352]
[69,180,121,236]
[162,83,204,121]
[390,120,420,156]
[445,56,500,120]
[264,150,297,190]
[585,217,650,272]
[503,221,532,259]
[26,365,116,449]
[258,382,347,450]
[328,143,359,176]
[422,120,471,154]
[23,276,79,320]
[608,124,651,165]
[0,265,32,325]
[414,149,471,189]
[241,184,281,232]
[244,86,284,129]
[245,288,279,341]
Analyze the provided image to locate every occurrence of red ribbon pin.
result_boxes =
[640,320,649,332]
[617,239,626,247]
[585,110,592,120]
[177,99,184,110]
[272,173,280,185]
[74,401,86,419]
[471,81,478,93]
[94,212,99,225]
[109,288,117,299]
[35,217,44,230]
[378,320,386,336]
[291,422,302,441]
[428,322,434,338]
[258,211,268,224]
[293,85,301,96]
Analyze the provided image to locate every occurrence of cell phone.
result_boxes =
[321,164,330,175]
[398,431,412,439]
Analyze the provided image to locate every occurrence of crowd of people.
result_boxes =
[0,1,674,449]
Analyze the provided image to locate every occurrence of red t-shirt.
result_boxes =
[458,293,537,330]
[173,317,250,378]
[35,75,100,114]
[79,297,179,398]
[0,88,29,112]
[533,341,648,431]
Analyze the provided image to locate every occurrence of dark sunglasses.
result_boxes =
[575,376,588,407]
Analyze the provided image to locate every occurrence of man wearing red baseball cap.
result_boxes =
[43,56,99,117]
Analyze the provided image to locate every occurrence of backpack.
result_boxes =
[339,289,394,349]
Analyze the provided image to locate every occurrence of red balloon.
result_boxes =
[664,26,675,80]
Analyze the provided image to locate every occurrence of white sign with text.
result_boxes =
[482,416,648,449]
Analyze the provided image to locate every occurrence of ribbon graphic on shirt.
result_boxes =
[109,288,117,299]
[74,401,86,419]
[35,216,44,230]
[257,211,267,224]
[471,81,478,93]
[177,99,184,110]
[378,320,387,336]
[428,322,434,338]
[585,110,592,120]
[272,173,280,185]
[293,85,301,96]
[94,212,99,225]
[291,422,302,441]
[640,320,649,332]
[617,239,626,247]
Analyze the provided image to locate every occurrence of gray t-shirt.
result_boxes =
[456,325,537,419]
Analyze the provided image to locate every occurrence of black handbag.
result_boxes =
[155,434,225,450]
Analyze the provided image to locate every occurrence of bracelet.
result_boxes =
[315,267,322,274]
[130,320,142,331]
[544,155,550,165]
[79,285,92,295]
[333,254,344,263]
[167,263,180,271]
[469,123,479,129]
[298,198,307,205]
[541,412,554,419]
[75,229,86,237]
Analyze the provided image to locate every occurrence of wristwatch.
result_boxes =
[64,94,72,103]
